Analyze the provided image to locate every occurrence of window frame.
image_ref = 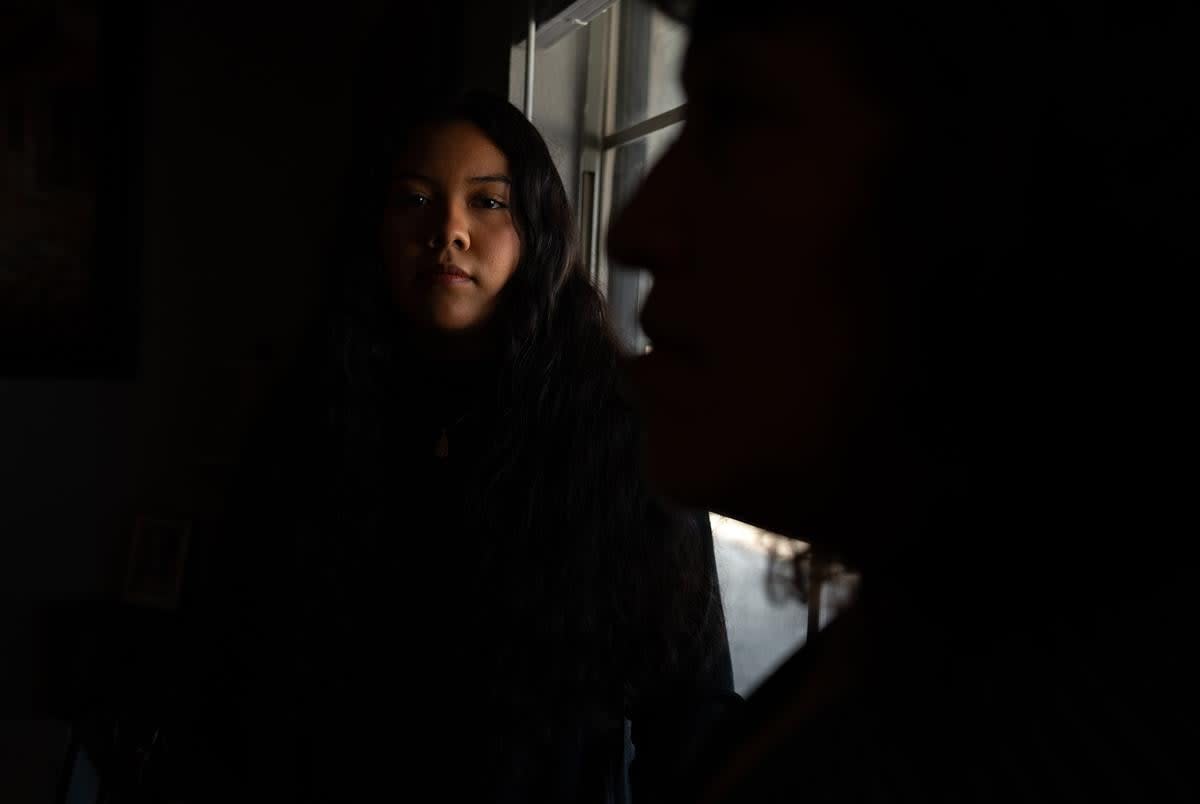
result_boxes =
[580,0,686,349]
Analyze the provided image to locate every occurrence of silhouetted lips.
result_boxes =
[640,316,702,361]
[622,334,703,412]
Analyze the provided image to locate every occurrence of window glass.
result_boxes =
[612,0,687,132]
[605,120,682,352]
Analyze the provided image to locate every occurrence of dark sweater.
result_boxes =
[173,355,736,803]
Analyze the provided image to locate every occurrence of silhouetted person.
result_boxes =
[609,1,1198,801]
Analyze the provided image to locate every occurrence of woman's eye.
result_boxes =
[473,197,508,210]
[394,192,429,208]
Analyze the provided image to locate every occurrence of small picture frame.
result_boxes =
[123,516,191,610]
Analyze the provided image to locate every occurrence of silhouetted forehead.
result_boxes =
[684,0,826,37]
[683,25,859,119]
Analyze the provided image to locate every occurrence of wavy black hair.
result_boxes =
[321,91,725,734]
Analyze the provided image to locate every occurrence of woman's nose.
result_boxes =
[427,202,470,251]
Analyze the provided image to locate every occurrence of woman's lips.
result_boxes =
[422,264,474,284]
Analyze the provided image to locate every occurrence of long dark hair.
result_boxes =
[321,91,722,724]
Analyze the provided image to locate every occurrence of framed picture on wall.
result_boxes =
[123,516,191,610]
[0,0,145,378]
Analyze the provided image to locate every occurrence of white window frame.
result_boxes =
[580,1,686,305]
[516,0,685,306]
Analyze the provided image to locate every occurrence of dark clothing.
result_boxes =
[173,355,736,803]
[671,560,1198,804]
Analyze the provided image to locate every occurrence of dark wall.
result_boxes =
[2,1,515,796]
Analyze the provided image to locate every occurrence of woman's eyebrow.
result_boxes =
[391,171,511,185]
[393,170,433,183]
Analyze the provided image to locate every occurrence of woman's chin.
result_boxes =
[427,316,484,334]
[400,312,496,359]
[400,304,489,337]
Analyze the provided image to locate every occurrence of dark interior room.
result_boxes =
[4,0,1197,802]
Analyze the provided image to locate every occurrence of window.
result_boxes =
[513,0,857,696]
[585,0,686,353]
[510,0,685,352]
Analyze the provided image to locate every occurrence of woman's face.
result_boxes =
[382,121,522,343]
[608,27,892,537]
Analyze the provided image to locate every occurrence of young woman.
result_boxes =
[610,1,1197,802]
[178,92,734,803]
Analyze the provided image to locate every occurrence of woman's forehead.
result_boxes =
[396,120,510,178]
